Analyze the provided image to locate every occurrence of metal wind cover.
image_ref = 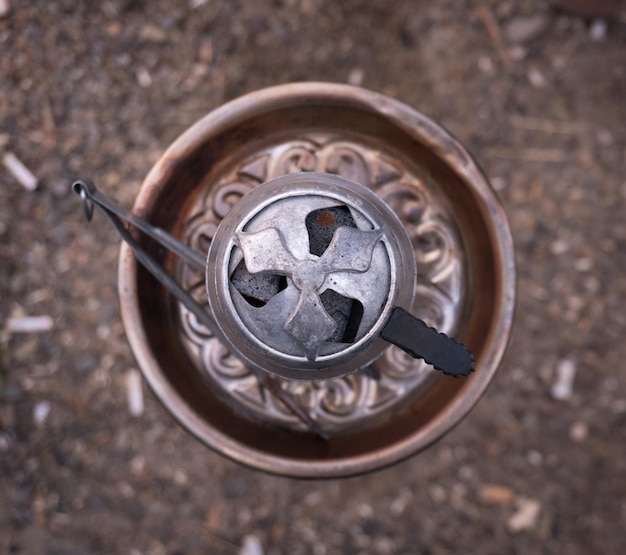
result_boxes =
[206,173,416,381]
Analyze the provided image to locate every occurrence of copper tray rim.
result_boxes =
[118,82,516,478]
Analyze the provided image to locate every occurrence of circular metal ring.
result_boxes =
[206,172,416,381]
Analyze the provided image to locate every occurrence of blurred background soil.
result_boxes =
[1,1,626,554]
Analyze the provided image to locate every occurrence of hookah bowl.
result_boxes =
[78,83,514,478]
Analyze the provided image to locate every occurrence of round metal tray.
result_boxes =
[119,83,515,478]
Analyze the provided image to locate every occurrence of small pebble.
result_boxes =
[115,53,131,66]
[236,507,251,527]
[136,67,152,88]
[118,482,135,499]
[304,491,322,506]
[550,239,570,255]
[597,129,614,146]
[509,45,527,61]
[33,401,51,426]
[527,67,547,88]
[505,15,549,44]
[569,421,588,442]
[126,370,144,417]
[348,68,364,86]
[0,432,11,452]
[373,537,396,555]
[452,482,468,498]
[139,24,167,43]
[479,484,514,505]
[552,54,567,69]
[429,484,447,503]
[574,258,594,272]
[389,488,412,516]
[477,56,494,73]
[173,469,188,486]
[491,176,507,191]
[96,324,111,340]
[551,358,577,401]
[527,450,543,466]
[130,455,146,476]
[356,502,373,518]
[611,399,626,414]
[507,498,541,533]
[589,19,607,41]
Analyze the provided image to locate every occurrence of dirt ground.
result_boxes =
[1,1,626,554]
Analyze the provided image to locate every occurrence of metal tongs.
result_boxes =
[73,179,332,438]
[73,179,474,439]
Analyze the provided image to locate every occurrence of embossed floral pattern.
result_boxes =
[176,134,465,434]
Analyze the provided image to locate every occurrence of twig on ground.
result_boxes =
[473,5,513,70]
[239,535,264,555]
[0,0,10,18]
[2,151,39,191]
[484,147,568,163]
[126,369,145,417]
[6,315,54,333]
[551,358,577,401]
[509,115,584,134]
